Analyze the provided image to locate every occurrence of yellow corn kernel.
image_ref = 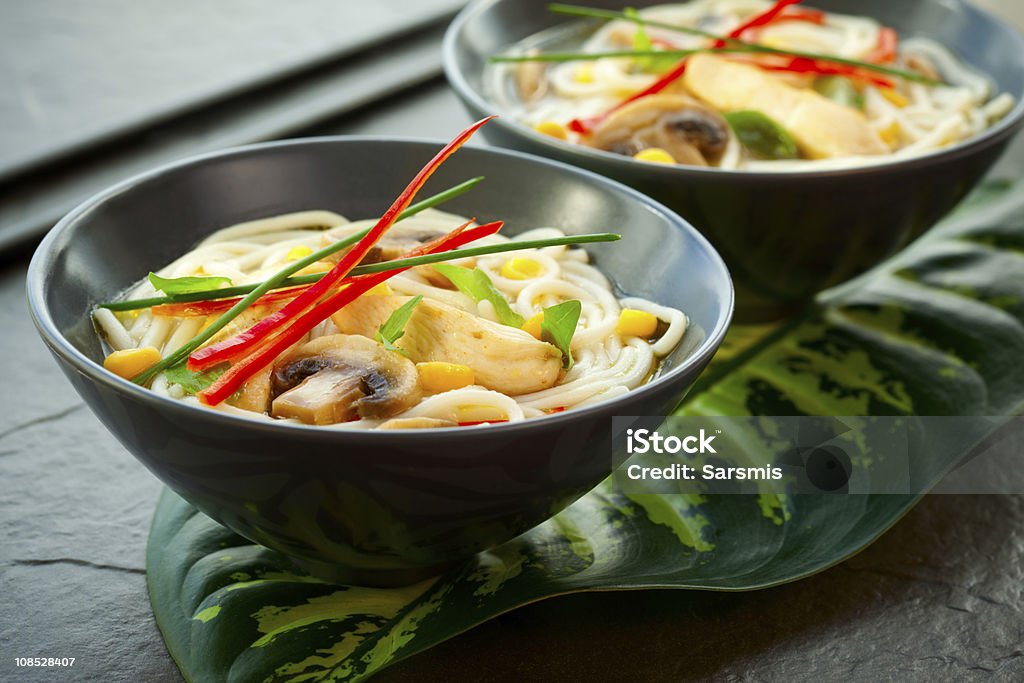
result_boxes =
[295,260,333,277]
[575,63,595,83]
[879,88,910,108]
[103,347,162,379]
[501,257,544,280]
[287,245,314,261]
[633,148,676,165]
[417,362,475,393]
[364,282,392,296]
[878,120,902,148]
[534,121,569,140]
[522,312,544,340]
[616,309,659,337]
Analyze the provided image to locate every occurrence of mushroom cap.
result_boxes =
[271,334,421,424]
[588,93,731,166]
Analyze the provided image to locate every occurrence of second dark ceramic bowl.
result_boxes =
[444,0,1024,320]
[28,138,733,586]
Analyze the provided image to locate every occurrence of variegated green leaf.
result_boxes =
[148,183,1024,682]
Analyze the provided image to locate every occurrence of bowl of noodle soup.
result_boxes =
[28,137,733,584]
[444,0,1024,320]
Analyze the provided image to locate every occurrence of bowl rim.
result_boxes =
[27,134,735,439]
[442,0,1024,181]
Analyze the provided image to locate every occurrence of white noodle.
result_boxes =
[93,308,134,351]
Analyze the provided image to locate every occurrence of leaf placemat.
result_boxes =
[148,183,1024,682]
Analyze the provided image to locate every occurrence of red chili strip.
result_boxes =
[187,117,494,372]
[152,286,307,318]
[196,220,503,405]
[865,27,898,64]
[719,0,803,45]
[567,58,690,135]
[758,55,894,87]
[776,8,825,25]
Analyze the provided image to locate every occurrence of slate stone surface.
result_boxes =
[0,0,465,180]
[3,6,1024,680]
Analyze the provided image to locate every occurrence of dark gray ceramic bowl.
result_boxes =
[27,138,733,585]
[444,0,1024,320]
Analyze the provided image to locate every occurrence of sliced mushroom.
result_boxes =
[332,295,562,396]
[515,49,548,102]
[378,417,458,430]
[588,94,731,166]
[270,334,421,425]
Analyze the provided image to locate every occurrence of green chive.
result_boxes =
[105,233,622,313]
[508,4,943,86]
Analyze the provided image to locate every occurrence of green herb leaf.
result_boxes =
[432,264,525,328]
[541,300,582,370]
[148,272,232,297]
[375,295,423,355]
[813,76,865,110]
[723,110,800,160]
[626,7,677,74]
[163,362,225,395]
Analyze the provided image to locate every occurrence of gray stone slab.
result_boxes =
[0,21,452,251]
[0,0,464,180]
[3,5,1024,680]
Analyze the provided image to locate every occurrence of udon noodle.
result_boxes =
[94,209,687,429]
[498,0,1015,170]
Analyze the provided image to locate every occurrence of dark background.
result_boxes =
[1,2,1023,680]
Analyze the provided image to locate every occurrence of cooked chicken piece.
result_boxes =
[589,94,731,166]
[682,54,888,159]
[332,295,562,395]
[230,364,274,414]
[378,417,458,430]
[270,334,421,425]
